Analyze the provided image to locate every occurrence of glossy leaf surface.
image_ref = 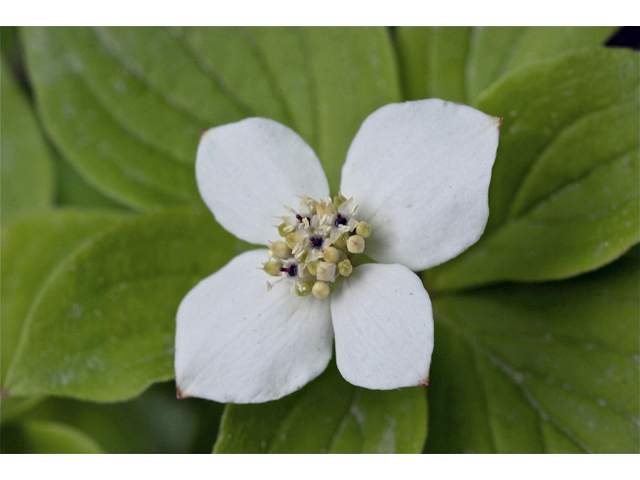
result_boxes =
[396,26,616,103]
[426,258,639,453]
[1,57,55,223]
[21,27,400,207]
[5,206,243,401]
[214,363,427,453]
[425,48,639,289]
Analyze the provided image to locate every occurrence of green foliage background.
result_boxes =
[1,26,638,453]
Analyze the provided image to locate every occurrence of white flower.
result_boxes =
[175,99,501,403]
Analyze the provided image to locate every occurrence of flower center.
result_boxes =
[263,194,371,299]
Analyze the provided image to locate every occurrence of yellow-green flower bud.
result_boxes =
[316,261,337,282]
[306,260,319,276]
[285,232,301,249]
[316,202,334,218]
[337,259,353,277]
[271,240,292,259]
[333,193,347,209]
[312,281,330,299]
[347,235,365,254]
[323,246,341,263]
[263,261,282,276]
[355,221,371,238]
[295,281,312,296]
[277,223,288,237]
[301,196,318,214]
[334,233,349,248]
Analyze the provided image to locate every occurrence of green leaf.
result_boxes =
[1,56,55,223]
[425,48,639,290]
[466,27,617,102]
[53,150,130,210]
[1,209,126,423]
[213,363,427,453]
[397,27,471,103]
[23,382,222,453]
[1,210,126,386]
[21,27,400,208]
[425,257,639,453]
[0,396,43,425]
[1,27,20,66]
[4,205,243,401]
[396,26,616,104]
[1,420,104,453]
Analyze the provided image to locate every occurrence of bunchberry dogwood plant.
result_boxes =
[175,99,501,403]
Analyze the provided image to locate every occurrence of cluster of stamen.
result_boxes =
[263,194,371,299]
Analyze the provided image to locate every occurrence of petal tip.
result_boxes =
[494,116,504,129]
[175,383,189,399]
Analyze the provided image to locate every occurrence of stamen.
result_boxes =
[263,194,370,298]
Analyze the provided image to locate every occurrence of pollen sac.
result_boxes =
[263,193,370,299]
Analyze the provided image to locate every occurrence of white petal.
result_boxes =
[196,118,330,246]
[175,249,333,403]
[340,99,501,270]
[331,263,434,390]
